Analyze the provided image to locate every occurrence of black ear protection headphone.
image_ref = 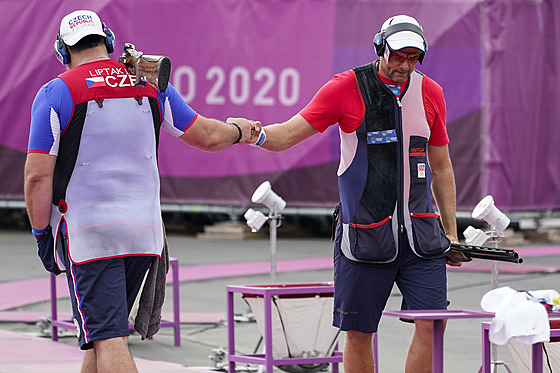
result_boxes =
[54,22,115,65]
[373,22,427,64]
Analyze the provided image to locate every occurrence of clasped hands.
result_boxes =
[227,117,262,145]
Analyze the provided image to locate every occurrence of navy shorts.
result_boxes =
[332,243,447,333]
[60,236,152,350]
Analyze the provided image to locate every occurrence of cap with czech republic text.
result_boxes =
[59,10,106,46]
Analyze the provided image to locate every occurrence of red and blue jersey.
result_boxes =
[28,59,198,269]
[28,59,197,154]
[301,62,451,264]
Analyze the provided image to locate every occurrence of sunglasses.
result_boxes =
[390,51,422,63]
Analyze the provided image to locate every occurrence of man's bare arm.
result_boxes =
[246,114,320,152]
[428,144,457,240]
[428,144,468,265]
[24,153,56,230]
[178,115,258,152]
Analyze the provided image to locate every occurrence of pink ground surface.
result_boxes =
[1,246,558,371]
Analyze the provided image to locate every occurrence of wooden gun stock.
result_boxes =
[119,43,171,92]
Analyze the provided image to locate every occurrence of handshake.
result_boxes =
[226,117,265,146]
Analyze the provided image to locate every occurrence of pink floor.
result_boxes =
[0,257,335,313]
[3,249,558,313]
[1,246,559,371]
[0,329,212,372]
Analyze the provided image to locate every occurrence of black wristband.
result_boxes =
[230,122,242,144]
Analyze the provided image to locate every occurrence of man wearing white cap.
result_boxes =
[235,14,466,372]
[25,9,257,373]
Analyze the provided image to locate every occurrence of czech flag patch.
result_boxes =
[85,76,105,88]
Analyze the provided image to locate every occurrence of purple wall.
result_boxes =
[1,0,559,212]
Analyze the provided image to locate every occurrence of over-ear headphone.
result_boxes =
[54,33,70,65]
[54,22,115,65]
[102,24,115,54]
[373,22,427,63]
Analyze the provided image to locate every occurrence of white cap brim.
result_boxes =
[386,30,425,52]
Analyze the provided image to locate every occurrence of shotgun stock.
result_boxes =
[119,43,171,92]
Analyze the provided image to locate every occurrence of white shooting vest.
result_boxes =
[51,97,163,268]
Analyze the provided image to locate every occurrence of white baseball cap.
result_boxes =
[381,15,427,53]
[59,10,106,46]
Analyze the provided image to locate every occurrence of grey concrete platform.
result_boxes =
[1,228,560,372]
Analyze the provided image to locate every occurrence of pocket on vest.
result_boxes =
[410,212,450,257]
[348,216,396,262]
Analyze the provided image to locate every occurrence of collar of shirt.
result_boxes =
[377,72,408,97]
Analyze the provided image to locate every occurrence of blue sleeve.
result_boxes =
[157,83,197,132]
[28,78,74,153]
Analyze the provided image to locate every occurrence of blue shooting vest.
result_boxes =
[334,62,450,264]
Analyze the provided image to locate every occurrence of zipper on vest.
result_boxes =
[395,97,405,238]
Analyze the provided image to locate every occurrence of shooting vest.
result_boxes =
[50,60,164,270]
[335,62,450,264]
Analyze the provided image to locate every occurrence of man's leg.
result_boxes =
[81,349,97,373]
[405,319,447,373]
[93,336,138,373]
[397,247,448,373]
[344,330,375,372]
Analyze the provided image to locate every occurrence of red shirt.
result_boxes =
[299,69,449,146]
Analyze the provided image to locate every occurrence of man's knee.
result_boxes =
[413,319,444,339]
[414,319,432,330]
[345,330,374,346]
[92,336,129,351]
